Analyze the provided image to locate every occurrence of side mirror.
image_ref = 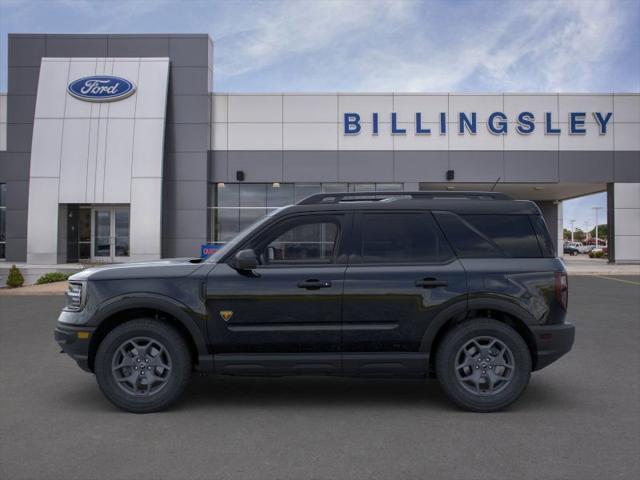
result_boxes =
[232,249,258,271]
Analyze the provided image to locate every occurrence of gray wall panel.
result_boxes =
[169,67,210,95]
[6,208,27,240]
[209,151,228,182]
[504,151,559,182]
[1,153,30,181]
[8,67,40,95]
[167,95,210,124]
[559,151,614,182]
[165,123,209,153]
[8,35,45,67]
[164,180,208,211]
[449,151,504,182]
[228,151,284,182]
[45,35,108,57]
[6,95,36,124]
[338,151,394,182]
[5,237,27,261]
[169,37,211,67]
[163,208,208,239]
[165,152,209,181]
[614,151,640,182]
[283,151,338,182]
[5,180,29,209]
[6,124,33,153]
[395,151,449,182]
[107,35,170,57]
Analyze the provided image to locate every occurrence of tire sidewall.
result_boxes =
[95,320,191,413]
[436,319,531,412]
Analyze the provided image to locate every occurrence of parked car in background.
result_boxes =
[563,243,581,256]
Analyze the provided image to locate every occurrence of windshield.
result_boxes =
[206,206,291,263]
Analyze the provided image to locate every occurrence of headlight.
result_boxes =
[65,282,86,311]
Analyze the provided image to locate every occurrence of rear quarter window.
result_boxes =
[434,212,544,258]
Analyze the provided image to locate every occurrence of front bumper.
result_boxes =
[54,323,95,372]
[530,321,575,371]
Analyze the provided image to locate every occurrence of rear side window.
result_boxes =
[434,212,544,258]
[357,212,454,263]
[461,215,543,258]
[530,215,555,257]
[433,212,503,258]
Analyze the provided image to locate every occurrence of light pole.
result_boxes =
[570,219,576,242]
[592,206,603,248]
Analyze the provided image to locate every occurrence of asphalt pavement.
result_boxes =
[1,276,639,480]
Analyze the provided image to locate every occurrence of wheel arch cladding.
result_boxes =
[88,305,204,372]
[424,299,538,373]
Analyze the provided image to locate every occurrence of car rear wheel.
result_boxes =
[95,319,192,413]
[435,318,531,412]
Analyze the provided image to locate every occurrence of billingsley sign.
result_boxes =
[343,111,613,136]
[67,76,136,102]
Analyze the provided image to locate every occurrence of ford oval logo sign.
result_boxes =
[67,76,136,102]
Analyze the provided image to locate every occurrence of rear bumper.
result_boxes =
[530,321,575,371]
[54,323,95,372]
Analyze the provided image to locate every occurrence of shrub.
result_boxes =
[36,272,71,284]
[589,250,605,259]
[6,264,24,288]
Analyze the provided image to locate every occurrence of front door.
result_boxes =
[92,206,130,262]
[206,213,350,373]
[341,211,467,373]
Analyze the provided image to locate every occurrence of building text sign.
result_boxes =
[343,112,613,136]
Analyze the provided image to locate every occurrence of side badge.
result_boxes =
[219,310,234,322]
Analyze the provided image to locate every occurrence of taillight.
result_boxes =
[555,272,568,310]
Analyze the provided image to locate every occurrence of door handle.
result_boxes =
[297,279,332,290]
[415,278,448,288]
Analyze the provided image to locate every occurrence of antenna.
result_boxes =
[490,177,501,192]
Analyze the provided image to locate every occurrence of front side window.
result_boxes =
[358,212,454,264]
[257,218,340,265]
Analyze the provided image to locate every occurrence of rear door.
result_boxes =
[341,211,467,373]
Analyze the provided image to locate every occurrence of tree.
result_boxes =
[589,224,607,239]
[6,264,24,288]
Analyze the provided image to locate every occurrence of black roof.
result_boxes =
[282,191,541,215]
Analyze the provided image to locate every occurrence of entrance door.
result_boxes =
[92,206,130,262]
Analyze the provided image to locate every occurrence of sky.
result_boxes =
[1,0,638,228]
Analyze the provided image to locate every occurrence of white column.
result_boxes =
[556,201,564,258]
[613,183,640,264]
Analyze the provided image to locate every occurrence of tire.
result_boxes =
[572,250,579,256]
[435,318,531,412]
[95,319,192,413]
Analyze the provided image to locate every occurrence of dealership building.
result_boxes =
[0,33,638,265]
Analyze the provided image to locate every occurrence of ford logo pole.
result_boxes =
[67,76,136,102]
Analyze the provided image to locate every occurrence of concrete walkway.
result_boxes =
[562,257,640,276]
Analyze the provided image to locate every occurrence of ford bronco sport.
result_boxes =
[55,191,574,413]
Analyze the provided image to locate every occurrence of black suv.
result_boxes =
[55,191,574,413]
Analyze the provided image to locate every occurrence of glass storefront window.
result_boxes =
[208,182,404,243]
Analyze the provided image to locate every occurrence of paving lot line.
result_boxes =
[593,275,640,286]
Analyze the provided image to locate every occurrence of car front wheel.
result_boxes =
[95,319,192,413]
[435,318,531,412]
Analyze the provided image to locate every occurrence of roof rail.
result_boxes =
[297,191,511,205]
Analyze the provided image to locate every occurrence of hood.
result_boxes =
[69,258,207,281]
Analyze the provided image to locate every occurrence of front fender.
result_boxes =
[90,293,209,357]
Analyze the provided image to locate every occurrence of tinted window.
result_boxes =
[434,212,503,258]
[358,213,454,263]
[261,219,339,264]
[530,215,556,257]
[436,211,544,258]
[462,215,542,258]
